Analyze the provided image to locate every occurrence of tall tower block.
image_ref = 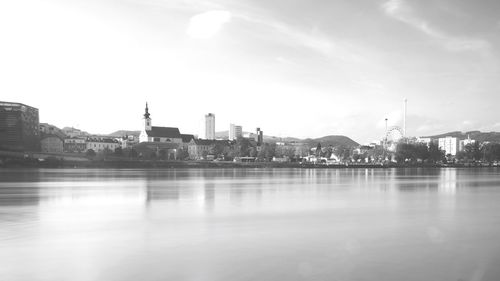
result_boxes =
[205,113,215,140]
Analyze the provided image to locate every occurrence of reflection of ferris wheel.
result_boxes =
[386,126,404,142]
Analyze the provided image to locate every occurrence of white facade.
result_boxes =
[459,137,476,151]
[86,140,120,152]
[416,137,432,146]
[229,124,242,140]
[438,137,459,156]
[139,134,182,144]
[205,113,215,140]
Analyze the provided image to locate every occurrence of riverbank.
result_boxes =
[0,157,494,169]
[1,150,495,169]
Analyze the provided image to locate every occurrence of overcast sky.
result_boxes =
[1,0,500,143]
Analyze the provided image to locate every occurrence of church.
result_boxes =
[139,103,191,144]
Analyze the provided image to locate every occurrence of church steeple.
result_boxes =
[144,102,150,119]
[144,102,152,130]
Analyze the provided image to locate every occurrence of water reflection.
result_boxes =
[2,168,500,281]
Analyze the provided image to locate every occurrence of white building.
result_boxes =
[438,137,459,156]
[139,103,183,144]
[229,124,242,140]
[416,137,432,146]
[459,136,476,151]
[205,113,215,140]
[86,137,120,152]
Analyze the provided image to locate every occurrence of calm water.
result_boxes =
[1,168,500,281]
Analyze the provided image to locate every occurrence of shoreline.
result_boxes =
[0,158,495,169]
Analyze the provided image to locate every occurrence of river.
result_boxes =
[1,168,500,280]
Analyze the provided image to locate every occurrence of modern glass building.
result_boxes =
[0,101,40,152]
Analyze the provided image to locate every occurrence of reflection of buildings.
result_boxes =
[0,101,40,151]
[145,178,180,203]
[0,170,43,206]
[440,168,458,193]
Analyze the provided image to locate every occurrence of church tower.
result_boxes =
[144,102,152,131]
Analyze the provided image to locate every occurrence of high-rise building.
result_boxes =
[438,136,459,156]
[205,113,215,140]
[229,124,242,140]
[255,127,263,145]
[0,101,40,151]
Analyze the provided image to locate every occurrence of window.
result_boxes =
[154,137,160,142]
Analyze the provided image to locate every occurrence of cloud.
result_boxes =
[381,0,490,52]
[186,10,231,39]
[236,13,366,63]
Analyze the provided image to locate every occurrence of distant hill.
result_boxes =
[108,130,141,138]
[215,131,359,147]
[423,131,500,143]
[215,131,229,139]
[302,135,359,147]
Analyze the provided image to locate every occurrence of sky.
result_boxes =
[1,0,500,144]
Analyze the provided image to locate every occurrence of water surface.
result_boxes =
[1,168,500,281]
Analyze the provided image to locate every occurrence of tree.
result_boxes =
[237,137,252,157]
[428,142,445,163]
[177,148,189,160]
[114,147,123,156]
[202,150,209,159]
[248,146,258,158]
[481,143,500,162]
[128,148,138,158]
[315,143,322,157]
[86,149,96,158]
[159,149,167,160]
[101,147,113,156]
[334,145,352,161]
[211,142,226,157]
[257,143,275,161]
[149,151,157,159]
[395,143,414,163]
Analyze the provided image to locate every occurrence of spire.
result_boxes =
[144,102,150,119]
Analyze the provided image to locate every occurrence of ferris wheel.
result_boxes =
[385,126,404,142]
[384,126,404,152]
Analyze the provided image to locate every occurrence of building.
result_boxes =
[416,137,433,146]
[64,137,87,153]
[39,123,66,139]
[187,139,230,160]
[459,136,476,151]
[180,134,195,149]
[255,128,263,145]
[139,103,183,144]
[205,113,215,140]
[188,139,216,160]
[62,127,89,138]
[439,137,459,156]
[0,101,40,152]
[40,135,64,153]
[229,124,242,140]
[86,137,120,152]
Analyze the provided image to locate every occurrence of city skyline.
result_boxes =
[2,0,500,143]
